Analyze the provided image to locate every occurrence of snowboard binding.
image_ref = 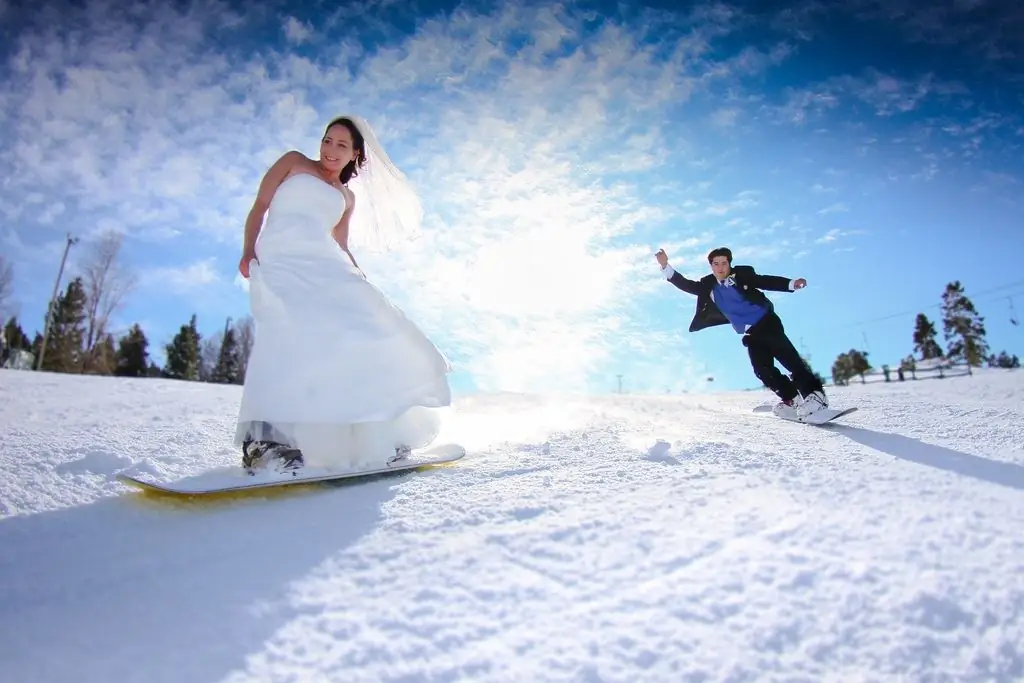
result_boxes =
[387,445,412,466]
[242,438,305,476]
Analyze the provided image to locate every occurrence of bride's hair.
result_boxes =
[322,117,367,185]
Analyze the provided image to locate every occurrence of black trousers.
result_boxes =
[742,312,823,402]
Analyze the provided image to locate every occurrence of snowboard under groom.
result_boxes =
[655,246,828,420]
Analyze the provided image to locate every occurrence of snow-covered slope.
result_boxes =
[1,369,1023,682]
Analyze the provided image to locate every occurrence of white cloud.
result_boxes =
[710,107,740,127]
[283,16,313,44]
[145,258,221,294]
[816,202,850,215]
[815,227,866,244]
[763,68,968,126]
[982,170,1021,187]
[816,228,843,243]
[5,0,1005,393]
[3,0,768,393]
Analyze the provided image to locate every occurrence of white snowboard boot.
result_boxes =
[387,445,412,466]
[797,391,828,420]
[772,397,800,420]
[242,439,304,473]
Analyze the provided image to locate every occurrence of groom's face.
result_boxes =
[710,256,731,280]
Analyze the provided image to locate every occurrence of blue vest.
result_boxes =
[712,277,768,333]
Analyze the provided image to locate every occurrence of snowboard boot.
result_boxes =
[242,438,305,475]
[387,445,412,466]
[797,391,828,420]
[772,396,800,420]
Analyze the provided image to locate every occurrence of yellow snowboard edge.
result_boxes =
[116,444,466,501]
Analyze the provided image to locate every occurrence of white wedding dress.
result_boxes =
[234,171,452,471]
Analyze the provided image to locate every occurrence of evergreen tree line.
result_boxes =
[4,248,1018,390]
[831,280,1020,386]
[0,236,253,384]
[2,281,254,384]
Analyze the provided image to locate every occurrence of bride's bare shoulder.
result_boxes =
[253,151,312,208]
[275,150,317,173]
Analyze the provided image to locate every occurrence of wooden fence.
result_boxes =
[831,360,974,386]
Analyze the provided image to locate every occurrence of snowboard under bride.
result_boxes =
[234,115,452,474]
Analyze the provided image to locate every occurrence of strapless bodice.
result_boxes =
[261,172,347,246]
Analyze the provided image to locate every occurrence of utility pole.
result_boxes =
[616,374,623,394]
[37,233,79,371]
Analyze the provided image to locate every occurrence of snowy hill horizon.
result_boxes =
[2,366,1023,682]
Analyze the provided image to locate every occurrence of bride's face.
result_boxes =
[319,124,358,174]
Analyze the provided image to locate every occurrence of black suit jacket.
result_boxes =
[665,264,794,333]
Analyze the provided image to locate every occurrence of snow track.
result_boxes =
[1,370,1023,682]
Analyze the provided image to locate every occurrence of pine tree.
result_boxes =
[912,313,943,360]
[831,349,871,385]
[3,316,29,350]
[39,277,88,373]
[940,281,989,366]
[88,333,117,374]
[987,351,1021,369]
[2,316,31,368]
[830,356,849,386]
[30,332,43,369]
[212,328,241,383]
[163,314,202,380]
[115,323,150,377]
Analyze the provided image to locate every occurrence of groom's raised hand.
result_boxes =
[655,249,668,268]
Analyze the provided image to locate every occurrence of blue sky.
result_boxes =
[1,0,1022,395]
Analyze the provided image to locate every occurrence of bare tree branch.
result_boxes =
[199,331,222,382]
[79,231,138,372]
[233,315,254,382]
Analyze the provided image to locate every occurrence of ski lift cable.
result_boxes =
[834,279,1024,330]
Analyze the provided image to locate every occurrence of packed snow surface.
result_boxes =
[1,369,1023,682]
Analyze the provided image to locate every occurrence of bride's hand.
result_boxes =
[238,250,258,278]
[341,249,367,280]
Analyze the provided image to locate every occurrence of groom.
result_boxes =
[655,246,828,420]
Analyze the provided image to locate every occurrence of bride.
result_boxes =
[234,115,452,473]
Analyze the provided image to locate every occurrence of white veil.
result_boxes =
[341,114,424,252]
